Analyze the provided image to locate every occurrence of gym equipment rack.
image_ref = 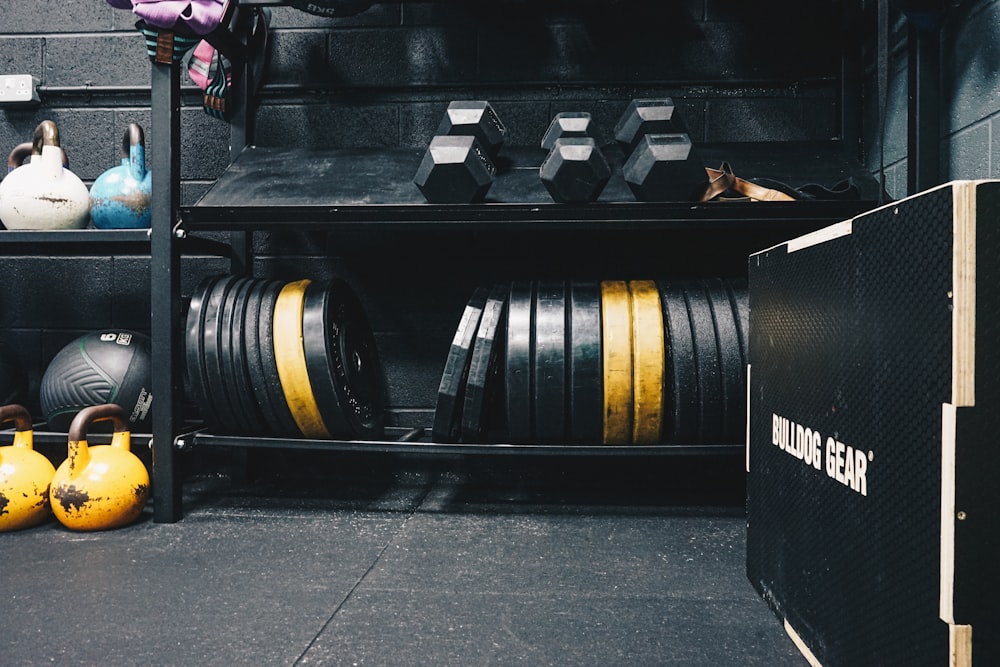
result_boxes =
[0,1,880,523]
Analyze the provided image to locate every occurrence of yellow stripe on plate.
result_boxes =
[601,280,633,445]
[272,279,330,439]
[629,280,664,444]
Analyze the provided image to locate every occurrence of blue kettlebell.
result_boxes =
[89,123,152,229]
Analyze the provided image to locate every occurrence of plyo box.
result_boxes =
[746,180,998,666]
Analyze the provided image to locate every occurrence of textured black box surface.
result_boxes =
[746,181,998,666]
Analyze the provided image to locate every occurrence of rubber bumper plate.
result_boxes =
[533,280,567,444]
[601,280,633,445]
[461,283,509,443]
[658,281,699,444]
[433,286,489,443]
[628,280,664,444]
[505,281,534,444]
[568,281,602,445]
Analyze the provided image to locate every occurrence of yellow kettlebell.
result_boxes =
[49,404,150,531]
[0,404,56,532]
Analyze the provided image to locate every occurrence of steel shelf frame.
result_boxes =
[145,4,878,523]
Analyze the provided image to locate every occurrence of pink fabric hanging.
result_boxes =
[109,0,230,36]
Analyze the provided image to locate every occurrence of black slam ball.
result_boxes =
[40,330,153,432]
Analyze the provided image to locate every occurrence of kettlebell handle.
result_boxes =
[32,120,61,153]
[68,404,130,446]
[0,403,33,431]
[0,403,34,449]
[6,141,69,172]
[121,123,145,158]
[6,142,33,172]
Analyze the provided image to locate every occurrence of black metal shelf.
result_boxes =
[0,228,150,247]
[0,426,153,448]
[180,143,878,231]
[182,428,743,458]
[145,11,878,523]
[0,228,247,261]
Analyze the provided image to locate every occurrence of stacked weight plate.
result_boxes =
[432,278,747,446]
[185,275,384,439]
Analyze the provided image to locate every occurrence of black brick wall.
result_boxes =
[0,0,848,425]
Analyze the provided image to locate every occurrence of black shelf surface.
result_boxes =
[0,228,240,258]
[0,426,153,448]
[0,228,150,246]
[184,427,742,457]
[181,141,880,231]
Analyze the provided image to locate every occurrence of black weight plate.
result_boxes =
[568,281,602,445]
[256,279,301,438]
[433,286,489,443]
[658,281,699,445]
[505,281,534,444]
[218,276,258,434]
[326,280,384,439]
[241,278,281,436]
[461,282,509,443]
[533,280,567,444]
[301,281,352,439]
[726,276,750,369]
[202,274,242,433]
[227,277,269,435]
[705,277,744,445]
[685,280,723,444]
[185,275,221,426]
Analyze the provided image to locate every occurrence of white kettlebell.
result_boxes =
[0,120,90,230]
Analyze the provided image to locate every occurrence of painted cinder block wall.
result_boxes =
[862,0,1000,198]
[0,0,944,430]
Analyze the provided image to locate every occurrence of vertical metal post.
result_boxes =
[228,6,254,277]
[839,4,863,159]
[150,55,184,522]
[907,22,941,195]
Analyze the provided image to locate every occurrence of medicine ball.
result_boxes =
[0,339,29,406]
[39,330,153,432]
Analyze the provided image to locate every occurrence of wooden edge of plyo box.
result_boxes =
[784,620,824,667]
[745,363,751,473]
[941,180,982,667]
[951,180,978,408]
[951,625,973,667]
[940,404,973,667]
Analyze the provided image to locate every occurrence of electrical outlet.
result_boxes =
[0,75,41,105]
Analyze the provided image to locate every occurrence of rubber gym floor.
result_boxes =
[2,450,807,666]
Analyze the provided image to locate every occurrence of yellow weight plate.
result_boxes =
[601,280,633,445]
[629,280,664,444]
[272,279,330,439]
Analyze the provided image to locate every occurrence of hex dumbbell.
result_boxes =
[613,98,684,158]
[623,133,704,202]
[539,137,611,204]
[540,112,595,151]
[414,135,497,204]
[436,100,508,160]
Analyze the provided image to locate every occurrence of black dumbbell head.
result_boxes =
[540,112,594,150]
[539,137,611,204]
[414,135,497,204]
[436,100,508,157]
[614,98,681,155]
[624,133,702,202]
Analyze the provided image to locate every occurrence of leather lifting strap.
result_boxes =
[696,162,796,202]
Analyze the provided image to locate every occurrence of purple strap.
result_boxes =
[112,0,229,36]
